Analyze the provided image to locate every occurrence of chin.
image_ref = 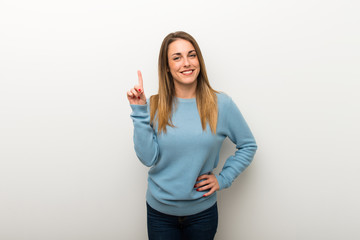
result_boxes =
[180,77,197,85]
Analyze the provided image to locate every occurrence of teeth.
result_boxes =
[182,70,193,74]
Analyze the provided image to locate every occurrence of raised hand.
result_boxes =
[127,70,147,105]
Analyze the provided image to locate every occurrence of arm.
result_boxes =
[216,97,258,190]
[130,103,160,167]
[127,71,160,167]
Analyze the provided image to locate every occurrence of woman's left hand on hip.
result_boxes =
[194,173,220,197]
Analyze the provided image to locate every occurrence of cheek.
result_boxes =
[169,62,180,73]
[192,59,200,68]
[168,63,178,78]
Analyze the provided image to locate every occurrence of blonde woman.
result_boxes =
[127,31,257,240]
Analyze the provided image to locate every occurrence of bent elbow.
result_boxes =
[136,148,159,167]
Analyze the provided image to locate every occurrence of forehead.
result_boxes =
[168,39,195,55]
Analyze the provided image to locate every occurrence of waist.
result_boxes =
[146,187,217,216]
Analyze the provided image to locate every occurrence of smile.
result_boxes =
[181,70,194,76]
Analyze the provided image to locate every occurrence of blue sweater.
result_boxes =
[130,92,257,216]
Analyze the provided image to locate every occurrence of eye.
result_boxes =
[189,54,197,58]
[173,57,180,61]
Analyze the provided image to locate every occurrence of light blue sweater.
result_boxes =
[130,92,257,216]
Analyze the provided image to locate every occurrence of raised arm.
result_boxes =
[128,71,160,167]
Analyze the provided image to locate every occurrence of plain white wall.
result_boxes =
[1,0,359,239]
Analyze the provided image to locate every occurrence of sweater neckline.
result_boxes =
[175,97,196,103]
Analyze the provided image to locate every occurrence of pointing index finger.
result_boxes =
[137,70,143,89]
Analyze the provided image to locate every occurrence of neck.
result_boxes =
[174,82,197,99]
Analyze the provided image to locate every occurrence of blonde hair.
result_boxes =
[150,31,218,134]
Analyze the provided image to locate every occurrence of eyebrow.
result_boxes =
[171,50,196,56]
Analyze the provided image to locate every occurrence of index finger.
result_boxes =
[137,70,143,88]
[197,174,210,181]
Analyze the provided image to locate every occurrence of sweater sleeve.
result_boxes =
[130,103,160,167]
[216,97,258,190]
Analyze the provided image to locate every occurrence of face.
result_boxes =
[167,39,200,89]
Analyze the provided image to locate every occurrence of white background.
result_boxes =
[1,0,359,239]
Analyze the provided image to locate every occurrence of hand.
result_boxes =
[127,70,147,105]
[194,173,220,197]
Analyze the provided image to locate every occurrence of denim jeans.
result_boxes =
[147,202,218,240]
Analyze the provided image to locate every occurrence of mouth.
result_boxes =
[180,69,195,76]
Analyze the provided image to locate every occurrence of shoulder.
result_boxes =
[215,92,243,120]
[215,91,233,108]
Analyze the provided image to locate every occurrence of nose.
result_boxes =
[183,57,190,67]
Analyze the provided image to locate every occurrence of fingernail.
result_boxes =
[194,185,196,188]
[138,96,140,99]
[196,189,200,191]
[138,89,141,92]
[203,194,206,197]
[132,96,135,98]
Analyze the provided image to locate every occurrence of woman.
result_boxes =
[127,31,257,240]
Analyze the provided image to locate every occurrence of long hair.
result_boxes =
[150,31,218,134]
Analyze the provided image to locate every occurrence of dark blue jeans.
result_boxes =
[147,202,218,240]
